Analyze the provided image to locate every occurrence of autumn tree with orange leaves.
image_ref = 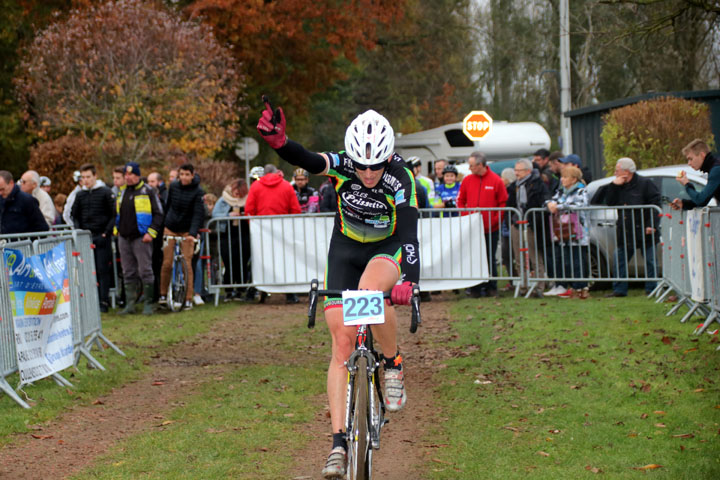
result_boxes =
[15,0,245,170]
[186,0,404,117]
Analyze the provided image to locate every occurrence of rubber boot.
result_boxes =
[118,282,138,315]
[142,283,155,315]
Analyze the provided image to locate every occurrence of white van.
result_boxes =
[394,121,551,177]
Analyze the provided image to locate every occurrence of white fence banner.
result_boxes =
[249,213,488,293]
[3,243,74,385]
[686,209,706,302]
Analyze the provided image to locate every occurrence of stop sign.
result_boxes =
[462,111,493,141]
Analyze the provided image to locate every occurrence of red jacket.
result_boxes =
[245,173,301,216]
[457,168,508,232]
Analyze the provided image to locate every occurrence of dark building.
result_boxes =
[565,90,720,181]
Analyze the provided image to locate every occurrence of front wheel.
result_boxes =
[347,356,371,480]
[168,256,188,312]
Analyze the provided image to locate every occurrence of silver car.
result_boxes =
[584,165,714,281]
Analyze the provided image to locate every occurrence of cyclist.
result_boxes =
[159,162,205,310]
[257,99,419,479]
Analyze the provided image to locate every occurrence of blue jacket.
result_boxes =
[0,184,50,234]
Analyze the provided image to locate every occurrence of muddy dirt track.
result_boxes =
[0,294,458,479]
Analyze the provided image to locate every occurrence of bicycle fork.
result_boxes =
[344,348,387,451]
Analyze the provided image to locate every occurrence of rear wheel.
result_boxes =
[168,256,188,312]
[348,356,370,480]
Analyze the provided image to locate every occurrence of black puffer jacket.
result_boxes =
[164,174,205,236]
[72,181,115,235]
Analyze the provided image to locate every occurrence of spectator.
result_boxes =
[116,162,164,315]
[407,156,435,207]
[63,170,83,225]
[594,157,661,297]
[544,165,590,299]
[405,159,429,209]
[168,168,178,183]
[672,138,720,210]
[292,168,319,213]
[245,164,301,303]
[0,170,49,234]
[204,193,217,213]
[433,159,448,190]
[71,164,115,312]
[318,178,337,212]
[507,158,550,296]
[111,166,126,197]
[146,171,167,303]
[20,170,55,227]
[457,151,508,297]
[558,153,592,186]
[147,171,168,208]
[499,168,517,289]
[546,151,564,194]
[533,148,559,193]
[434,164,461,211]
[249,166,265,183]
[213,179,251,301]
[245,164,301,216]
[39,176,52,194]
[53,193,67,225]
[159,163,205,310]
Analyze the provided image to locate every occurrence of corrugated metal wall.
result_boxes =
[566,90,720,181]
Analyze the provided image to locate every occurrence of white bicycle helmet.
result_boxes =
[344,110,395,166]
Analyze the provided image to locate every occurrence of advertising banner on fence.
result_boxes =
[3,243,74,385]
[685,209,706,302]
[249,213,488,292]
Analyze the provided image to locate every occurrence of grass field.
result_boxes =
[1,292,718,479]
[426,292,720,479]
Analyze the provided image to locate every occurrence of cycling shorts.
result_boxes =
[324,230,402,310]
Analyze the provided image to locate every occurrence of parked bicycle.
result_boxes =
[162,235,199,312]
[308,279,421,480]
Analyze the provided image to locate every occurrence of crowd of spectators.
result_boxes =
[4,138,713,308]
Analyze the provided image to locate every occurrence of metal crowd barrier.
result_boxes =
[0,230,124,409]
[520,205,663,297]
[0,240,34,409]
[203,208,523,303]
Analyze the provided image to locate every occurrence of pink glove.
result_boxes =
[391,281,413,306]
[257,96,287,149]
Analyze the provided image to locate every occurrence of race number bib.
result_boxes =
[342,290,385,326]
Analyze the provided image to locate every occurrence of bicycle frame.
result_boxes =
[163,235,198,312]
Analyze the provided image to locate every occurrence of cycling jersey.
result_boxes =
[436,182,460,205]
[274,139,420,284]
[325,151,417,243]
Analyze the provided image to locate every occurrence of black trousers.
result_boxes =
[92,233,113,305]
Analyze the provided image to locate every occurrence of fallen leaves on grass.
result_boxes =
[31,434,53,440]
[585,465,602,473]
[537,451,550,457]
[632,464,662,470]
[672,433,695,438]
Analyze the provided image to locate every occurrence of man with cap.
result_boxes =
[405,158,429,209]
[407,156,434,208]
[63,170,83,225]
[115,161,164,315]
[558,153,592,186]
[20,170,55,227]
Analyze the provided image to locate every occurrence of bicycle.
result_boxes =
[307,279,422,480]
[163,235,199,312]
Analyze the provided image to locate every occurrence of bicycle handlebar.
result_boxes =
[163,235,200,254]
[307,279,421,334]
